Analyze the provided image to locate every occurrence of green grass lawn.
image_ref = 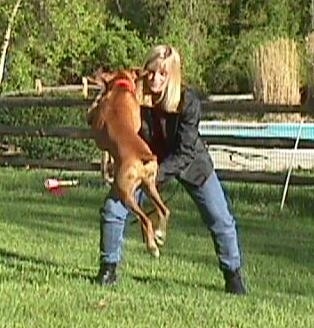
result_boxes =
[0,167,313,328]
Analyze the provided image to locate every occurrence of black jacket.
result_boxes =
[141,87,214,187]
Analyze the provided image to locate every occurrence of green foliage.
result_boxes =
[99,16,150,70]
[4,51,35,90]
[2,0,148,89]
[0,106,99,161]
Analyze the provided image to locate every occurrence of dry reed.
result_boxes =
[253,38,300,105]
[305,32,314,87]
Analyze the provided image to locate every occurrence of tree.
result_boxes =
[0,0,22,87]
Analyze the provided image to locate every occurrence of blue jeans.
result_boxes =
[99,170,242,271]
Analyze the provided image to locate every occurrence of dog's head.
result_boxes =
[88,67,148,92]
[86,68,149,125]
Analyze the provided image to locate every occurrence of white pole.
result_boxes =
[0,0,22,85]
[280,120,304,211]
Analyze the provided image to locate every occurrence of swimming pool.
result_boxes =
[199,121,314,141]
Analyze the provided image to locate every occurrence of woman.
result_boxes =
[96,45,247,295]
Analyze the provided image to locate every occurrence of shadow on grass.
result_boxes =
[0,248,95,283]
[1,189,104,210]
[228,182,314,217]
[130,274,221,293]
[0,192,102,235]
[1,205,96,237]
[165,248,217,268]
[244,220,313,270]
[0,247,221,293]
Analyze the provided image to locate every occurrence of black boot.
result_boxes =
[95,263,117,286]
[223,268,247,295]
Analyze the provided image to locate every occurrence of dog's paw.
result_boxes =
[148,244,160,258]
[151,248,160,258]
[154,229,166,247]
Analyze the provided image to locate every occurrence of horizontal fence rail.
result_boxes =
[0,156,99,171]
[0,96,92,109]
[0,124,93,139]
[0,155,312,186]
[1,124,314,148]
[1,96,313,115]
[201,136,314,149]
[1,84,101,97]
[217,170,314,186]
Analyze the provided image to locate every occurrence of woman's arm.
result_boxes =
[157,89,202,183]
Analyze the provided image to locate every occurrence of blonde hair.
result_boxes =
[143,45,181,113]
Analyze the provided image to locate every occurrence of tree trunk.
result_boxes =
[0,0,22,86]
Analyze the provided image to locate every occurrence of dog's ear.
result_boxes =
[87,76,101,86]
[99,72,117,84]
[131,67,149,80]
[88,68,117,86]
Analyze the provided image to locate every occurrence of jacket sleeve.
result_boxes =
[139,106,153,144]
[157,90,201,183]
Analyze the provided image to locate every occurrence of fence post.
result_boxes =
[35,79,43,95]
[82,77,88,98]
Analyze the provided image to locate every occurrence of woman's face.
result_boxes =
[146,66,168,95]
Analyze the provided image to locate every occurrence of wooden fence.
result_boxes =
[1,78,100,98]
[0,95,310,113]
[1,95,314,185]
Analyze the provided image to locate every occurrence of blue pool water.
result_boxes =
[199,122,314,141]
